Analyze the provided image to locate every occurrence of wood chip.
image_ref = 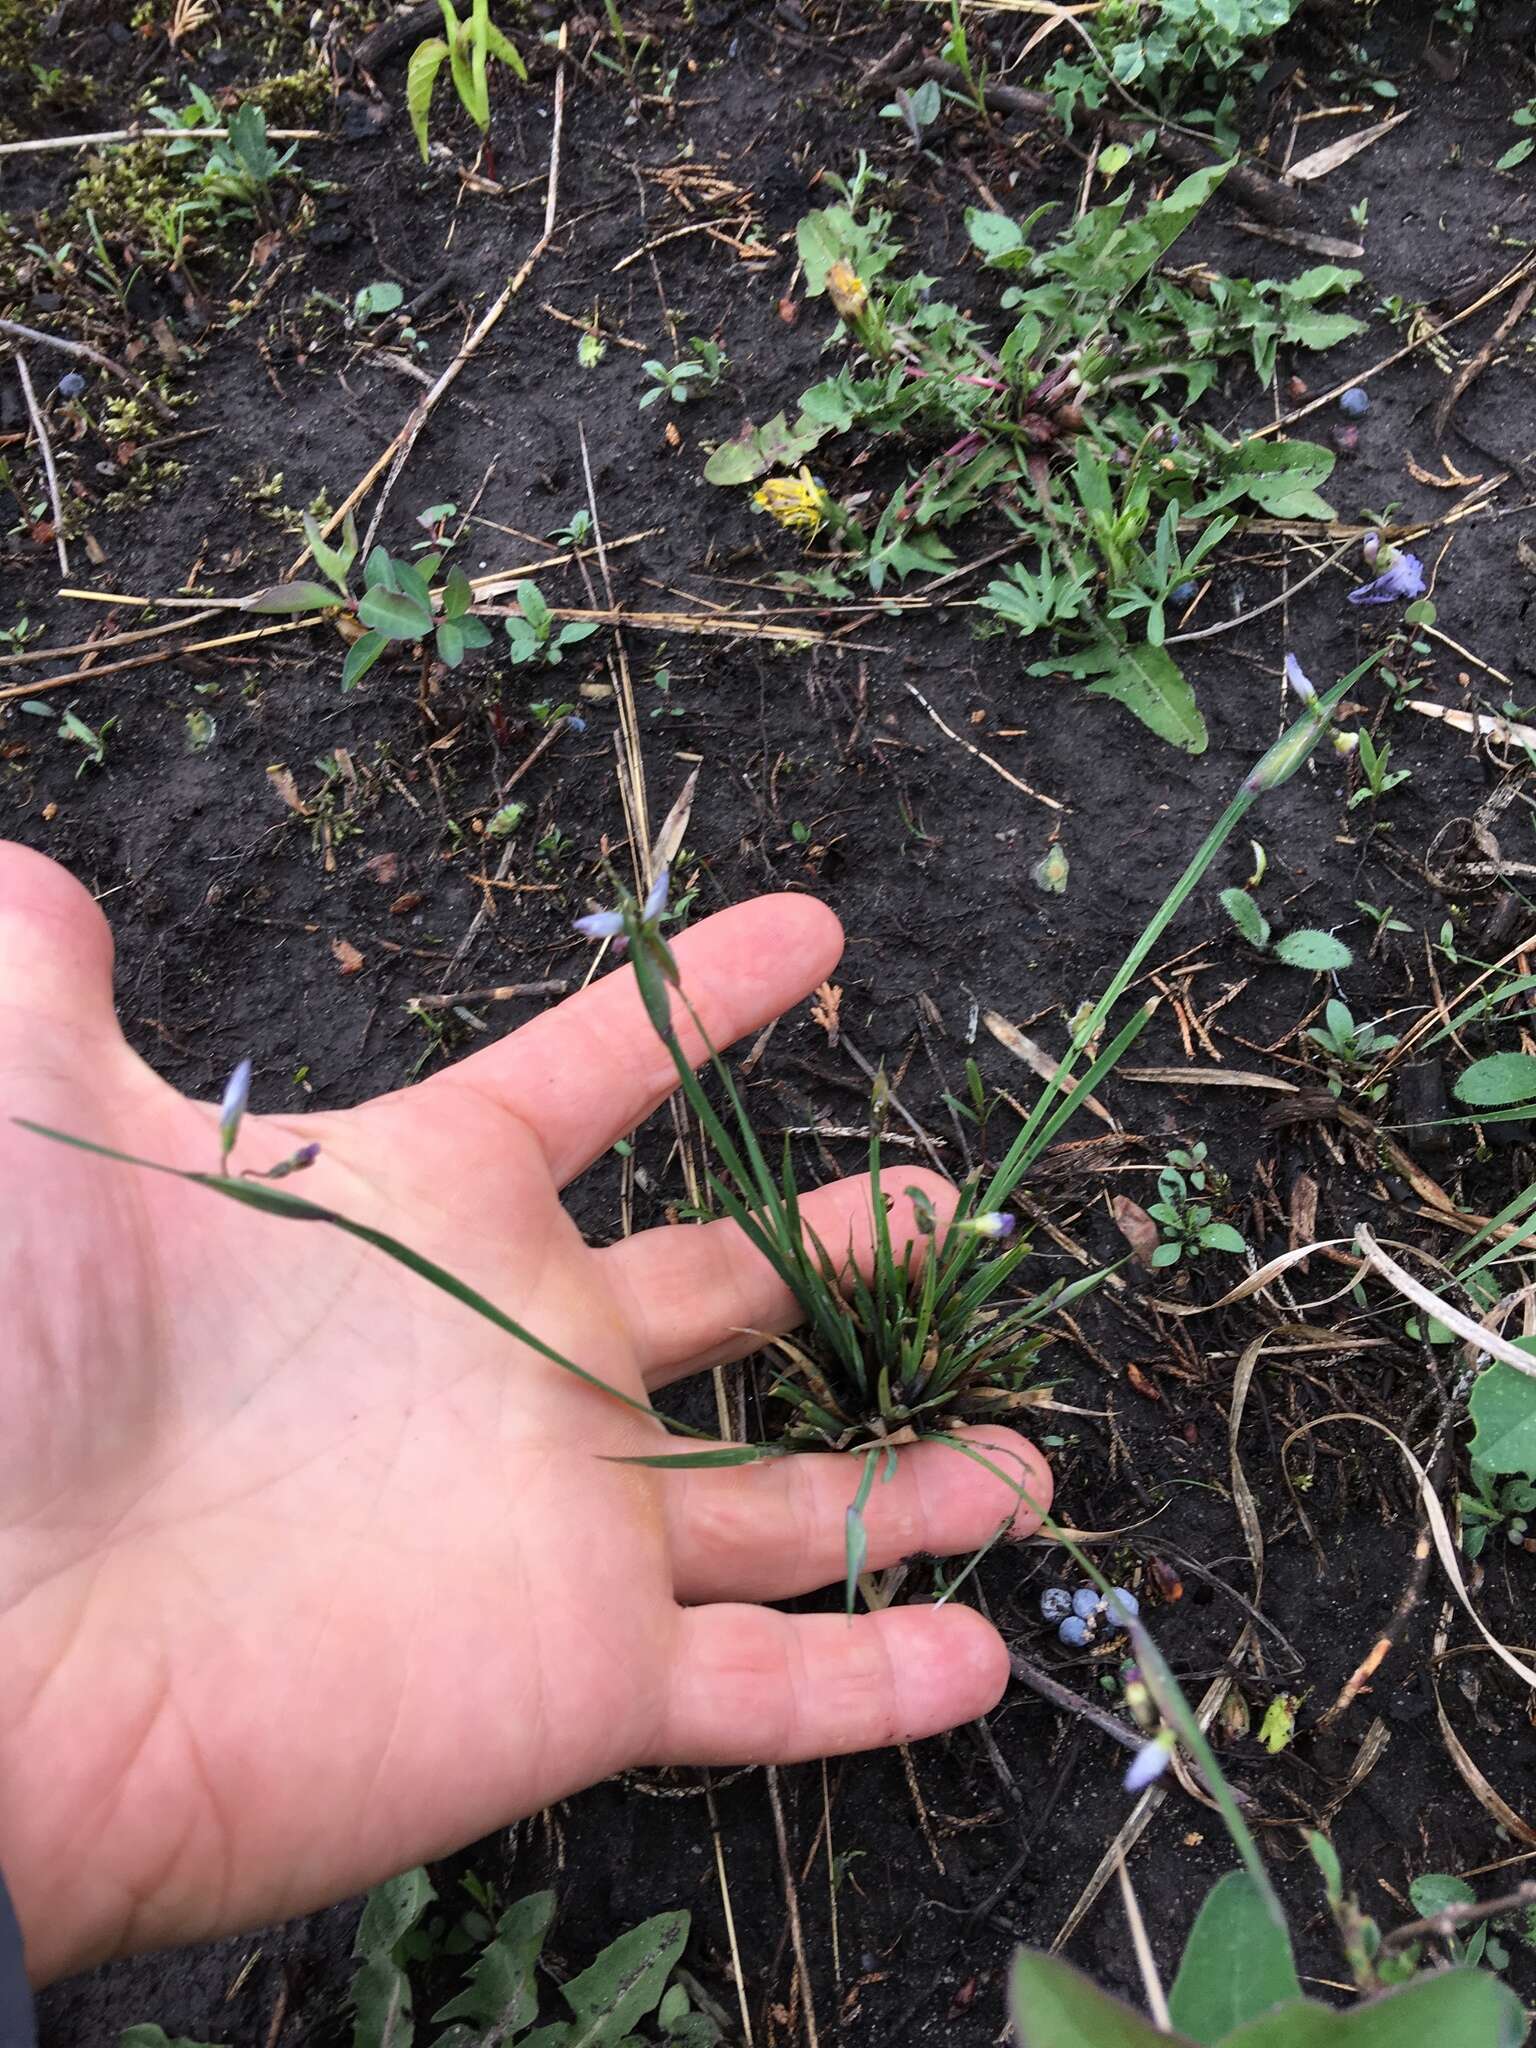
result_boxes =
[1408,699,1536,750]
[331,936,365,975]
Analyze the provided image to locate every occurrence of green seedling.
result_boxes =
[638,339,728,410]
[1499,99,1536,169]
[19,700,118,775]
[1459,1459,1536,1559]
[408,0,527,162]
[505,580,600,666]
[198,104,299,215]
[548,508,593,549]
[1219,888,1353,972]
[242,511,491,685]
[1146,1143,1246,1267]
[1347,728,1412,807]
[1355,899,1412,936]
[1305,998,1398,1096]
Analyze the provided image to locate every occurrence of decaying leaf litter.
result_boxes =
[8,0,1536,2039]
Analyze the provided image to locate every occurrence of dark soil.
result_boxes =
[8,0,1536,2040]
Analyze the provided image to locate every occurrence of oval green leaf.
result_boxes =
[1272,930,1352,972]
[1455,1053,1536,1109]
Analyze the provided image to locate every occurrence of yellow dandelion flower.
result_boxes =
[825,261,869,321]
[752,466,829,535]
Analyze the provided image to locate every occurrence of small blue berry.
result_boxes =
[1058,1615,1091,1648]
[1338,387,1369,419]
[1170,580,1197,605]
[1040,1586,1073,1623]
[1104,1588,1140,1626]
[1072,1587,1102,1621]
[57,371,86,399]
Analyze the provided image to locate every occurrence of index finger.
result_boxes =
[427,894,843,1185]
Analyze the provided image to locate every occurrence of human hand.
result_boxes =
[0,840,1051,1984]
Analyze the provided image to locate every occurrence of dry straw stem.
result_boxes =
[0,618,312,705]
[1433,1610,1536,1849]
[0,316,175,417]
[13,351,68,576]
[295,25,569,577]
[902,679,1066,811]
[1116,1852,1172,2033]
[1280,1400,1536,1700]
[0,124,321,157]
[1254,255,1536,441]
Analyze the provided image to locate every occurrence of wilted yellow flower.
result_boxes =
[825,261,869,321]
[752,466,829,535]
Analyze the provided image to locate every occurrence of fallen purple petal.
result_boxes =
[573,908,626,941]
[1347,550,1425,606]
[1124,1738,1172,1793]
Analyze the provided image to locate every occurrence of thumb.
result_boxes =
[0,840,124,1050]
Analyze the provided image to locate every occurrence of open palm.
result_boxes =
[0,840,1050,1985]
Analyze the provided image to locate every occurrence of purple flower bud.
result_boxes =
[1040,1586,1073,1623]
[1058,1615,1091,1648]
[970,1210,1015,1239]
[1338,386,1370,419]
[1072,1587,1102,1620]
[567,715,588,734]
[1331,423,1359,456]
[1124,1737,1172,1793]
[1283,652,1316,704]
[573,908,626,941]
[1170,580,1197,606]
[1361,529,1381,570]
[1104,1587,1140,1626]
[1347,550,1426,607]
[57,371,86,399]
[293,1141,320,1169]
[642,866,670,923]
[219,1057,252,1156]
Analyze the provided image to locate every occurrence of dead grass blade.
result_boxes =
[1155,1240,1358,1316]
[1118,1065,1299,1092]
[984,1010,1116,1126]
[1280,1408,1536,1696]
[1432,1612,1536,1848]
[1115,1850,1172,2032]
[1285,110,1410,183]
[1355,1228,1536,1382]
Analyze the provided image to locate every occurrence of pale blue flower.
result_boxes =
[1283,653,1316,703]
[573,867,669,944]
[1347,550,1425,606]
[219,1057,252,1156]
[642,867,670,922]
[1124,1737,1172,1794]
[969,1210,1015,1239]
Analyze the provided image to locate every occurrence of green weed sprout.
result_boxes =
[408,0,527,163]
[1145,1143,1245,1267]
[240,511,494,686]
[17,658,1368,1616]
[707,167,1362,751]
[504,580,601,666]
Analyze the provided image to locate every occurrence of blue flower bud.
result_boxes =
[1057,1615,1091,1648]
[1104,1588,1139,1626]
[1040,1586,1073,1623]
[1123,1736,1172,1792]
[1170,580,1197,605]
[1072,1587,1102,1620]
[1338,387,1369,419]
[218,1057,252,1158]
[57,371,86,399]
